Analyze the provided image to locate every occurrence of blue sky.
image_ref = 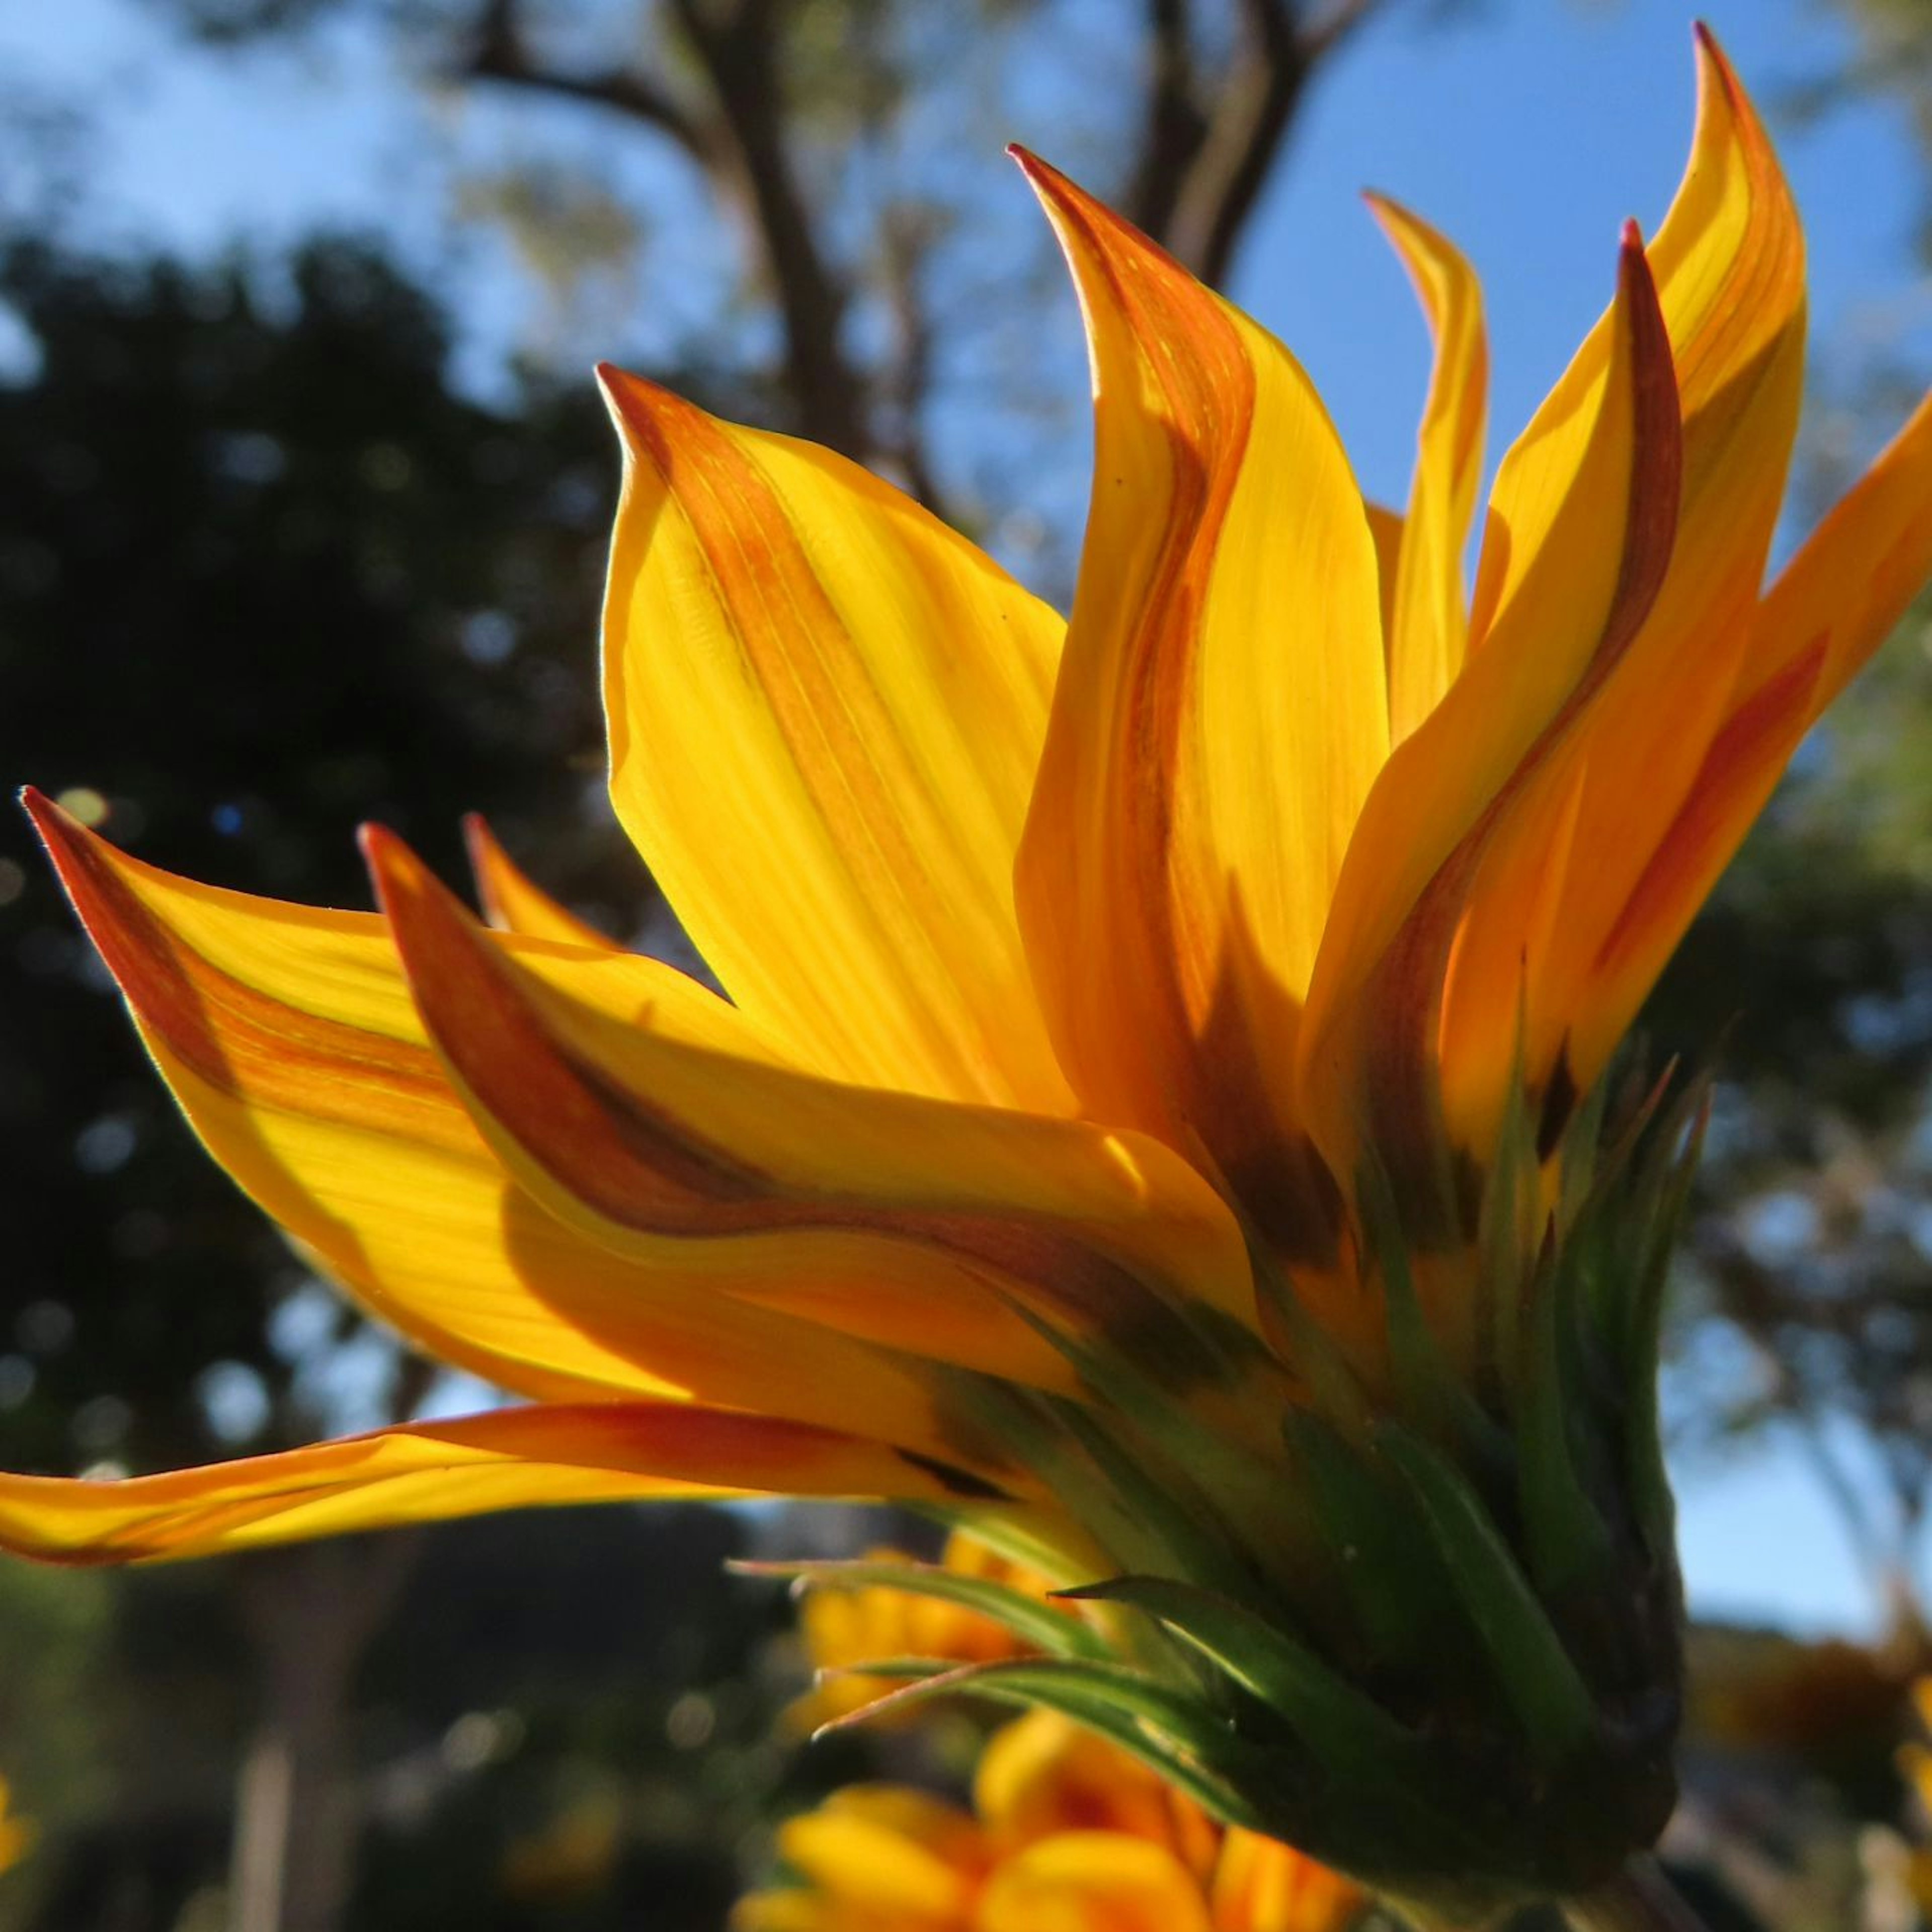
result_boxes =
[3,0,1926,1636]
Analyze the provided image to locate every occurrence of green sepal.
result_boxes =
[1003,1302,1316,1585]
[1356,1151,1512,1472]
[1621,1086,1710,1563]
[1240,1233,1372,1440]
[814,1654,1271,1830]
[1516,1242,1619,1598]
[1279,1409,1447,1666]
[726,1557,1112,1662]
[1376,1422,1598,1762]
[1478,1064,1538,1394]
[1048,1397,1262,1606]
[1052,1573,1421,1781]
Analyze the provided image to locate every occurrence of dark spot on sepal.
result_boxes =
[895,1450,1012,1501]
[1536,1043,1579,1161]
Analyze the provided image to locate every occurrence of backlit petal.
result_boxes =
[465,813,619,950]
[0,1403,973,1566]
[1744,385,1932,721]
[1366,195,1488,744]
[1301,228,1679,1235]
[600,367,1071,1112]
[1013,153,1386,1259]
[365,827,1259,1386]
[1309,33,1806,1188]
[25,795,987,1460]
[1576,381,1932,1071]
[1436,27,1809,1142]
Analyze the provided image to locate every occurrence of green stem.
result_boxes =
[1565,1861,1711,1932]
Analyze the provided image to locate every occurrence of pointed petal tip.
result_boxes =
[356,821,424,904]
[19,785,57,836]
[1620,216,1645,254]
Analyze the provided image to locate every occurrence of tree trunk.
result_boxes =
[227,1537,416,1932]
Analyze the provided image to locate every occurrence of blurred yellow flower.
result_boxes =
[734,1709,1364,1932]
[7,24,1931,1921]
[1898,1680,1932,1916]
[0,1778,34,1877]
[787,1531,1061,1733]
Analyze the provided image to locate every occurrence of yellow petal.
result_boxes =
[25,796,990,1465]
[1744,384,1932,722]
[1366,194,1488,744]
[364,826,1259,1382]
[1309,33,1812,1192]
[0,1403,974,1566]
[1579,634,1826,1077]
[1571,382,1932,1061]
[1012,153,1386,1260]
[977,1832,1214,1932]
[599,366,1071,1113]
[464,813,619,950]
[1301,225,1679,1228]
[1436,27,1809,1143]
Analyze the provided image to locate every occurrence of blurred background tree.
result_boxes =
[3,2,1932,1929]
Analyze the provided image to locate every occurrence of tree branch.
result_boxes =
[672,0,870,459]
[456,0,718,165]
[1122,0,1210,242]
[454,0,870,461]
[1143,0,1392,291]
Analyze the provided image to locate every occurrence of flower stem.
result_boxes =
[1565,1861,1711,1932]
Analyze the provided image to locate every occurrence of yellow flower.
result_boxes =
[733,1708,1364,1932]
[0,1778,34,1877]
[785,1530,1063,1732]
[6,26,1931,1920]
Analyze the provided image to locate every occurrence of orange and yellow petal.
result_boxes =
[1011,154,1386,1261]
[364,826,1258,1381]
[1366,194,1487,745]
[1300,224,1679,1239]
[0,1403,983,1566]
[464,813,620,950]
[25,796,997,1463]
[1434,29,1809,1145]
[600,367,1071,1114]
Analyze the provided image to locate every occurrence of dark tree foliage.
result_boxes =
[0,234,631,1477]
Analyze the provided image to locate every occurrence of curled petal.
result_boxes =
[364,828,1259,1387]
[1366,194,1488,744]
[600,367,1071,1112]
[1309,32,1806,1185]
[464,813,618,951]
[1013,152,1386,1260]
[0,1403,991,1566]
[1436,25,1810,1144]
[1302,227,1680,1234]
